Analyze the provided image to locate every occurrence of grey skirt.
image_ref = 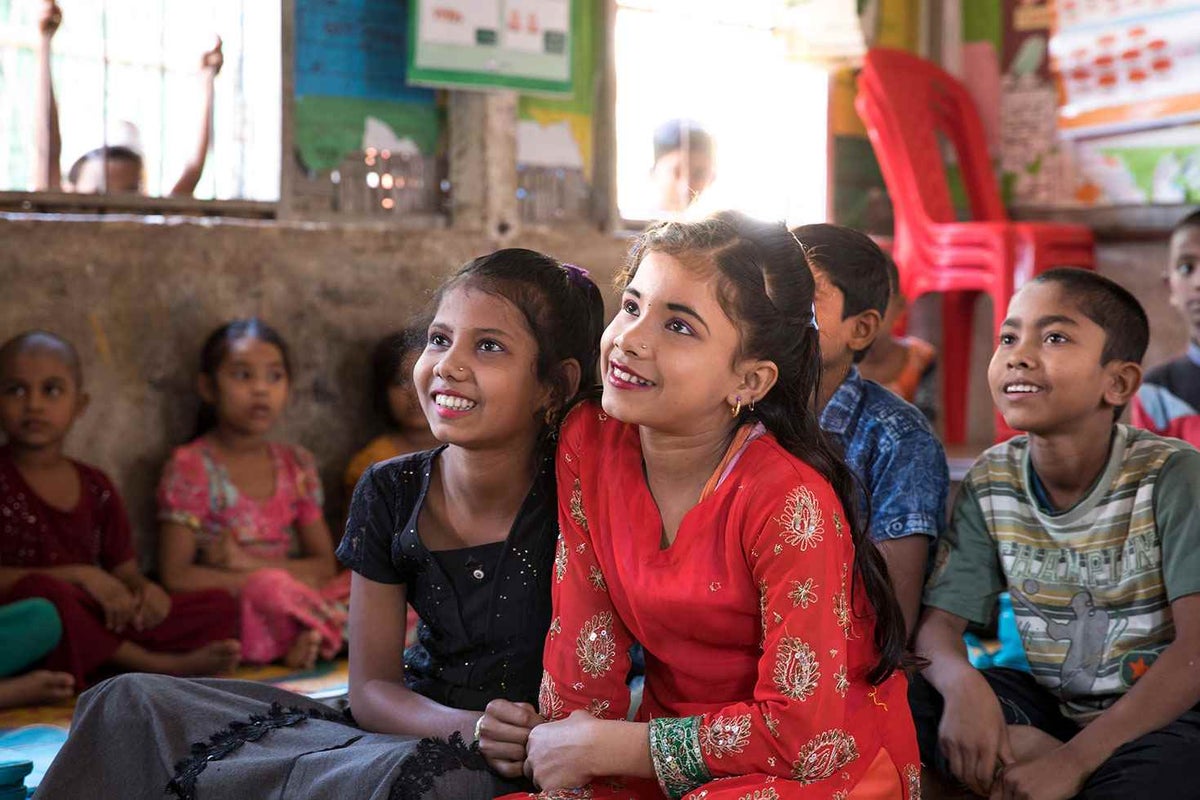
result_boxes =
[36,674,527,800]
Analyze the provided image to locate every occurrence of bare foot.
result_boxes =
[284,630,321,671]
[179,639,242,676]
[0,670,76,709]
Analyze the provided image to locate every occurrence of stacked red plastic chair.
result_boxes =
[855,47,1094,444]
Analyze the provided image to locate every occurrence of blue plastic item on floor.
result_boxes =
[0,751,32,800]
[0,728,68,796]
[964,592,1031,672]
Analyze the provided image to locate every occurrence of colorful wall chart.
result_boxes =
[408,0,574,95]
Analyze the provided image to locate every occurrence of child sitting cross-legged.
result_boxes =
[0,331,240,690]
[911,269,1200,799]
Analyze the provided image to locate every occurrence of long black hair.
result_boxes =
[191,318,292,440]
[432,248,606,453]
[622,211,906,683]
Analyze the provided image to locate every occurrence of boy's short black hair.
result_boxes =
[1173,208,1200,235]
[652,119,714,163]
[0,330,83,387]
[67,146,143,186]
[791,223,892,320]
[1029,268,1148,365]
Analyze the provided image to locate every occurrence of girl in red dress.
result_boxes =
[503,212,920,799]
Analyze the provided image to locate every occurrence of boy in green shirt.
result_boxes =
[911,268,1200,799]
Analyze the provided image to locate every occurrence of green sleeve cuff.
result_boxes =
[649,716,710,799]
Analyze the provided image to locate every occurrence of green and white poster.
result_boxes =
[408,0,573,95]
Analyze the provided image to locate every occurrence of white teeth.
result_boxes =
[434,394,477,411]
[611,366,653,387]
[1006,384,1042,394]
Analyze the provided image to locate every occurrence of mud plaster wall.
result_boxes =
[916,240,1183,446]
[0,215,631,561]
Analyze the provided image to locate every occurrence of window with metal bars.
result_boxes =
[0,0,280,200]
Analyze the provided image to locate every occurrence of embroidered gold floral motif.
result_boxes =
[535,788,592,799]
[759,580,770,647]
[570,478,588,532]
[834,665,849,698]
[832,792,848,800]
[773,637,820,701]
[588,698,612,718]
[791,729,859,784]
[575,542,587,553]
[904,763,921,799]
[588,565,607,592]
[735,789,779,800]
[775,486,824,551]
[788,578,818,609]
[576,611,617,678]
[538,671,564,720]
[763,711,780,738]
[554,537,568,583]
[548,616,561,639]
[699,714,752,758]
[833,512,844,539]
[833,564,852,637]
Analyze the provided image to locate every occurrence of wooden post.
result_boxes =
[448,90,519,239]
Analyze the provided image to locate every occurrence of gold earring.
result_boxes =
[731,396,742,416]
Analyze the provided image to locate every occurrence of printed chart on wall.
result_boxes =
[1047,0,1200,205]
[1051,0,1200,136]
[408,0,574,95]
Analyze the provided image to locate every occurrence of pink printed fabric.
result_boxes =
[239,569,350,664]
[157,439,325,560]
[157,438,340,662]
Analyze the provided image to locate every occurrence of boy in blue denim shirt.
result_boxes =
[795,223,949,636]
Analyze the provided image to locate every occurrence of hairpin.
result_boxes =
[562,263,592,287]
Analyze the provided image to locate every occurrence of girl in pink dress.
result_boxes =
[157,319,346,668]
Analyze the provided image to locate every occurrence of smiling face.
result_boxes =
[202,337,290,437]
[988,281,1136,435]
[600,251,767,435]
[0,348,87,451]
[413,286,550,450]
[1166,223,1200,343]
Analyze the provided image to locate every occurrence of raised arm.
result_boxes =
[170,37,222,197]
[33,0,63,191]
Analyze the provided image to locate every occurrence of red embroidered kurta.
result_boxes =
[514,403,919,800]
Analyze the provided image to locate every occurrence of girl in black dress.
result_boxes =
[37,249,605,800]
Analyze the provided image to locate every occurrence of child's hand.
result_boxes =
[133,581,173,630]
[200,530,255,571]
[79,568,137,632]
[476,699,543,779]
[39,1,62,37]
[200,37,223,75]
[939,669,1014,795]
[990,745,1089,800]
[523,709,598,791]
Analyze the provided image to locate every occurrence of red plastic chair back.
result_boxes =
[857,48,1006,228]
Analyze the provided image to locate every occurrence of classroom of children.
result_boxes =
[1,0,1198,797]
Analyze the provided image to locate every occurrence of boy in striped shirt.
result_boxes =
[911,269,1200,799]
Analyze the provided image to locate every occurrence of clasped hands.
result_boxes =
[477,702,597,791]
